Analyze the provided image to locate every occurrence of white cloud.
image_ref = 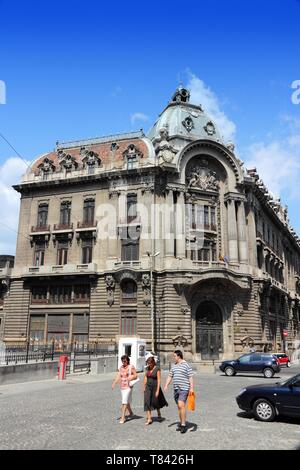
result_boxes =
[130,112,149,125]
[0,157,28,254]
[244,132,300,199]
[186,72,236,142]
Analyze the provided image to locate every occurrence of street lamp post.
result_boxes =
[147,251,160,353]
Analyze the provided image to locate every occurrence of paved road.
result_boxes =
[0,365,300,450]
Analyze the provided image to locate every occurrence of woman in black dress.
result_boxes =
[143,356,168,425]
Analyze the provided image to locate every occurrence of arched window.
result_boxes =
[121,280,137,304]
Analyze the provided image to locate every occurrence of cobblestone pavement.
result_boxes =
[0,365,300,450]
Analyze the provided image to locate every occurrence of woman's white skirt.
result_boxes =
[121,387,132,405]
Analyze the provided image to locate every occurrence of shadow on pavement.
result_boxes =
[168,421,198,432]
[237,412,300,425]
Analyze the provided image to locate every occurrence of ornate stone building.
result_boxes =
[2,87,300,363]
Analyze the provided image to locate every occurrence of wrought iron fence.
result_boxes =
[3,341,117,366]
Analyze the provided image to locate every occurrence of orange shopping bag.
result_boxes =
[187,391,196,411]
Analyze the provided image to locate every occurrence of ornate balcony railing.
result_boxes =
[53,223,73,231]
[31,225,50,233]
[77,221,97,229]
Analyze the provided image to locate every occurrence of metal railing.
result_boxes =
[3,342,117,366]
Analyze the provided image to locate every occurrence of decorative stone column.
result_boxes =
[175,190,186,259]
[227,199,238,263]
[164,188,174,257]
[236,201,248,264]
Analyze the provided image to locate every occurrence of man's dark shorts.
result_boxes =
[174,388,189,404]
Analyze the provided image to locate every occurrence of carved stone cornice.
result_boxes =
[224,192,246,203]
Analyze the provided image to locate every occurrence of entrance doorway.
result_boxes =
[196,301,223,360]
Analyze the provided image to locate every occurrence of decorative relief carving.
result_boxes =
[182,116,194,132]
[142,273,151,306]
[186,164,219,191]
[80,147,101,169]
[153,127,178,164]
[57,150,78,171]
[172,335,188,348]
[123,144,143,161]
[203,121,216,136]
[105,275,115,306]
[37,157,55,176]
[181,305,191,315]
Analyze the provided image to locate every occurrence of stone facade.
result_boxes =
[3,88,300,363]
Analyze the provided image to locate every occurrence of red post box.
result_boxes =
[58,355,69,380]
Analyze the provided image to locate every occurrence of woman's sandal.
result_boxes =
[119,418,126,424]
[145,420,153,425]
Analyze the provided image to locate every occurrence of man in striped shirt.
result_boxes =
[164,350,194,434]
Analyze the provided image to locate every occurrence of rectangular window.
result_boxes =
[211,207,216,229]
[60,201,71,226]
[82,239,93,263]
[29,315,45,342]
[127,194,137,222]
[34,241,45,266]
[49,286,72,304]
[73,314,89,344]
[121,227,139,261]
[121,242,139,261]
[121,310,137,335]
[57,241,68,265]
[47,315,70,347]
[74,284,90,303]
[195,205,203,229]
[37,203,48,228]
[83,199,95,224]
[31,286,47,303]
[204,206,209,228]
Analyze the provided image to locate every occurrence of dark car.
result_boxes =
[219,353,280,378]
[236,372,300,422]
[271,353,291,367]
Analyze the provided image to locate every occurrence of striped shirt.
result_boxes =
[169,360,194,391]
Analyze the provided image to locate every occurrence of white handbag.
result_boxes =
[129,377,140,387]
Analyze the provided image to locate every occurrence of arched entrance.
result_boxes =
[196,301,223,360]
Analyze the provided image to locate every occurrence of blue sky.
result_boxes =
[0,0,300,254]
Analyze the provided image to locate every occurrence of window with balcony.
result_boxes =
[83,199,95,225]
[37,203,48,228]
[120,226,140,261]
[60,201,71,227]
[121,310,137,335]
[34,241,45,266]
[121,240,139,261]
[57,241,68,265]
[82,239,93,264]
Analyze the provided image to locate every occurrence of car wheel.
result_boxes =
[287,361,291,368]
[224,366,235,376]
[263,367,274,378]
[253,399,276,422]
